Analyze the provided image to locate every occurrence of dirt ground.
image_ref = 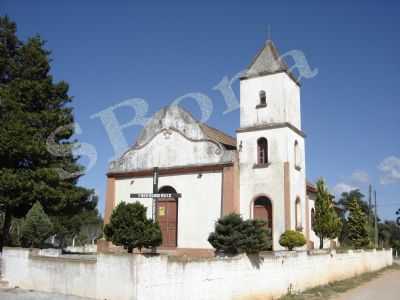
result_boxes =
[332,267,400,300]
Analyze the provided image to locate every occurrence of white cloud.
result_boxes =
[350,170,369,184]
[378,156,400,184]
[333,183,358,195]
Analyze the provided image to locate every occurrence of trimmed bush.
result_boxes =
[104,202,162,253]
[279,230,306,251]
[208,213,271,255]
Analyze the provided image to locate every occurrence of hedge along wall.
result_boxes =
[1,247,393,300]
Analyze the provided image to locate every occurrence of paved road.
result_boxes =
[333,267,400,300]
[0,288,91,300]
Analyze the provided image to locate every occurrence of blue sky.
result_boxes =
[2,1,400,220]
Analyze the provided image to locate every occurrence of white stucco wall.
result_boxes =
[240,72,301,129]
[115,171,223,249]
[237,126,306,250]
[1,247,393,300]
[117,130,231,171]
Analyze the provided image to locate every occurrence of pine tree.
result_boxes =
[208,213,271,255]
[20,202,53,248]
[0,16,95,250]
[208,213,246,255]
[347,197,370,249]
[313,179,342,249]
[241,219,272,253]
[104,202,162,253]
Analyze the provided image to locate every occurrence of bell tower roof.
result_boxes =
[241,40,299,85]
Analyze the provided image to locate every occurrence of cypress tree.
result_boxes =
[313,179,342,249]
[347,197,370,249]
[0,16,95,250]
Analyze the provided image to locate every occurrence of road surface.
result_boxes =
[0,288,91,300]
[333,266,400,300]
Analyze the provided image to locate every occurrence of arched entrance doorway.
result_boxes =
[156,186,178,248]
[253,196,273,247]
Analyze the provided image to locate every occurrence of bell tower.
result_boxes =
[237,40,307,250]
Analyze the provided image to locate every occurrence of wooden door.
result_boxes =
[254,200,272,230]
[156,198,177,248]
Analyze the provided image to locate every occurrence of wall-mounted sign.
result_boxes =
[159,207,166,216]
[130,193,182,199]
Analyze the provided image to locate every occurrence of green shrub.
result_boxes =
[21,202,53,248]
[208,213,271,255]
[279,230,306,251]
[104,202,162,253]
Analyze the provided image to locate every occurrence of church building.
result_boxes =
[104,40,323,253]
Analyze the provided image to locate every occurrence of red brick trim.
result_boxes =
[104,177,115,224]
[284,162,291,230]
[107,163,233,179]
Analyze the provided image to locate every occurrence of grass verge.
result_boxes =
[279,263,400,300]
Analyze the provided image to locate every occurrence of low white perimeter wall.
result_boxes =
[1,247,393,300]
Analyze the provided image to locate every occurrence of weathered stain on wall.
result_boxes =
[1,247,393,300]
[109,105,235,173]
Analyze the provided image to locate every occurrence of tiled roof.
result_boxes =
[199,123,236,149]
[241,40,299,85]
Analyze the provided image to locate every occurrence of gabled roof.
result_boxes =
[199,123,236,149]
[241,40,300,85]
[133,105,236,150]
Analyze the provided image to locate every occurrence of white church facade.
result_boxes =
[104,41,324,253]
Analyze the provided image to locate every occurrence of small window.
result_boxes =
[259,90,266,105]
[257,137,268,165]
[294,140,301,170]
[295,198,302,230]
[256,90,267,109]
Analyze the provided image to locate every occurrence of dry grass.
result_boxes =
[279,264,400,300]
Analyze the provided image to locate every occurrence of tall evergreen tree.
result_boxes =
[20,202,53,248]
[337,189,375,246]
[0,16,95,250]
[347,197,370,249]
[313,179,342,249]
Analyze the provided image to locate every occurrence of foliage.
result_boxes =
[279,230,306,251]
[241,219,272,253]
[313,179,342,249]
[20,202,53,248]
[208,213,271,255]
[76,208,103,245]
[208,213,245,255]
[0,16,95,250]
[104,202,162,253]
[346,197,370,249]
[337,189,376,246]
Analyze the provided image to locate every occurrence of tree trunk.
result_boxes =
[0,209,12,251]
[128,247,133,253]
[319,237,324,249]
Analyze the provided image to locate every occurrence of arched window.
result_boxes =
[295,197,302,230]
[257,137,268,165]
[311,208,315,230]
[259,90,266,106]
[294,140,301,169]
